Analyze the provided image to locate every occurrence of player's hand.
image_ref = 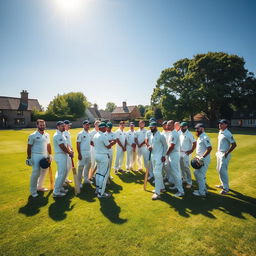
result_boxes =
[69,151,74,158]
[224,152,229,158]
[48,155,53,162]
[185,150,192,155]
[26,158,32,166]
[148,146,152,152]
[161,156,166,162]
[78,154,82,160]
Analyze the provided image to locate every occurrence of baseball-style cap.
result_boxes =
[64,120,72,125]
[82,120,90,125]
[180,122,188,127]
[106,122,113,128]
[195,123,204,129]
[219,119,228,124]
[56,121,64,126]
[99,122,107,128]
[162,120,168,125]
[149,117,156,122]
[130,122,135,126]
[149,121,157,127]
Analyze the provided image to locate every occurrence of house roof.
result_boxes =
[0,96,41,111]
[112,105,137,114]
[193,113,209,121]
[99,110,111,120]
[88,107,101,119]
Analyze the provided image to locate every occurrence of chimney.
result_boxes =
[20,90,28,102]
[94,103,98,109]
[122,101,127,108]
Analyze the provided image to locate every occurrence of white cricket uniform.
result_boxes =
[148,130,168,195]
[114,129,126,170]
[168,130,184,194]
[146,130,154,178]
[53,130,68,195]
[77,129,92,184]
[28,131,50,196]
[161,130,173,183]
[180,130,196,185]
[93,131,111,195]
[90,129,98,171]
[194,132,212,195]
[64,130,72,180]
[105,131,116,175]
[126,130,137,170]
[135,128,149,170]
[216,129,236,191]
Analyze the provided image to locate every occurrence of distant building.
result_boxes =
[99,109,112,121]
[231,111,256,128]
[111,101,141,121]
[85,104,102,122]
[0,90,41,129]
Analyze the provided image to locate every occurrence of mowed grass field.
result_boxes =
[0,127,256,256]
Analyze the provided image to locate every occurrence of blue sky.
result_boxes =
[0,0,255,110]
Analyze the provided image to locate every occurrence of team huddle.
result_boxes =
[26,118,237,200]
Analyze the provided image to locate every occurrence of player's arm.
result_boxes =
[186,141,197,155]
[47,144,53,161]
[161,135,167,162]
[59,144,73,157]
[202,146,212,158]
[225,142,237,157]
[27,144,32,159]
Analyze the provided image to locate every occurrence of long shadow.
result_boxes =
[160,187,256,219]
[117,170,144,184]
[78,183,97,203]
[99,195,128,224]
[108,179,123,194]
[18,191,51,217]
[48,191,75,221]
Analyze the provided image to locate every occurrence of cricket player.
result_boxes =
[166,120,184,197]
[179,122,196,188]
[26,119,52,197]
[76,120,92,187]
[89,120,100,175]
[134,120,149,171]
[93,122,116,198]
[174,122,181,135]
[114,121,127,174]
[105,122,116,179]
[53,121,74,197]
[216,119,237,195]
[147,121,167,200]
[64,120,72,184]
[126,122,137,171]
[193,123,212,197]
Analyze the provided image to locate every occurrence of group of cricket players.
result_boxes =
[26,117,236,200]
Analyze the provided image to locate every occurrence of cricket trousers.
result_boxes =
[216,152,231,191]
[126,145,136,170]
[168,152,184,194]
[54,153,68,194]
[152,157,165,195]
[180,152,192,185]
[114,145,125,170]
[77,150,91,185]
[95,153,109,196]
[137,146,149,170]
[194,156,210,195]
[30,153,48,195]
[65,156,72,181]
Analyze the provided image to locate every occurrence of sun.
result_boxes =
[54,0,84,15]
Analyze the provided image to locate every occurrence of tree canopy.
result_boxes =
[151,52,256,126]
[105,102,117,112]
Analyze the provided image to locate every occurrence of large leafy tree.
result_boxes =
[105,102,117,112]
[152,52,251,126]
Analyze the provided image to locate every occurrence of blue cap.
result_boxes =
[106,122,113,128]
[219,119,228,124]
[64,120,72,125]
[99,122,107,128]
[149,117,156,122]
[130,122,135,126]
[56,121,64,126]
[83,120,90,125]
[180,122,188,127]
[195,123,204,129]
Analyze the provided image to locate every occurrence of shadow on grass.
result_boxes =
[99,195,128,224]
[48,189,75,221]
[117,170,144,184]
[159,187,256,219]
[78,183,97,203]
[18,191,51,217]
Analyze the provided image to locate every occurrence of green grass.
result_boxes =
[0,128,256,256]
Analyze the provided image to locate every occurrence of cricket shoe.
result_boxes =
[37,187,49,192]
[84,179,93,184]
[97,192,111,198]
[65,179,72,183]
[220,189,229,195]
[169,185,177,190]
[147,175,153,181]
[173,192,185,197]
[193,190,206,197]
[152,189,166,193]
[215,184,223,189]
[60,188,68,193]
[185,184,192,189]
[152,193,161,200]
[53,192,66,197]
[31,193,39,198]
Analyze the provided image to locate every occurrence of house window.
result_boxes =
[15,118,25,125]
[17,111,23,115]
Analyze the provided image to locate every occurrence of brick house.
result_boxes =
[0,90,41,129]
[111,102,141,121]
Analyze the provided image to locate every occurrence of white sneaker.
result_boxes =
[97,192,111,198]
[53,192,66,197]
[84,179,92,184]
[186,184,192,189]
[164,181,171,186]
[31,193,39,198]
[193,190,206,197]
[169,185,177,190]
[174,192,184,197]
[65,179,72,183]
[60,188,68,193]
[37,187,49,192]
[152,193,161,200]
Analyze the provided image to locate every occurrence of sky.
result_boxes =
[0,0,256,110]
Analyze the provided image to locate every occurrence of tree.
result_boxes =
[105,102,117,112]
[138,104,150,117]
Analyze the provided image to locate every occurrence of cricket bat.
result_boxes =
[48,166,54,190]
[71,157,80,195]
[144,151,152,191]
